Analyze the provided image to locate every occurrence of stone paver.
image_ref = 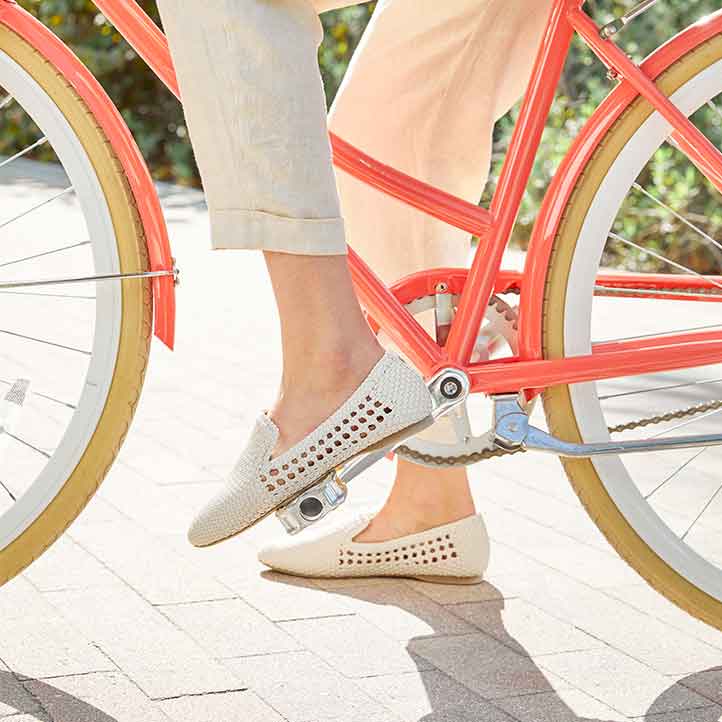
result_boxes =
[450,597,603,657]
[279,614,433,678]
[21,537,119,593]
[226,651,399,722]
[0,666,41,719]
[677,668,722,706]
[494,688,628,722]
[69,519,231,605]
[159,598,301,658]
[44,585,242,699]
[0,580,113,681]
[603,583,722,651]
[409,632,570,699]
[334,580,477,641]
[650,702,722,720]
[537,648,716,717]
[0,173,721,721]
[24,673,171,722]
[159,690,284,722]
[356,670,516,722]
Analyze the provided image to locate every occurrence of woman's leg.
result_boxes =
[327,0,554,541]
[156,0,386,457]
[263,252,382,456]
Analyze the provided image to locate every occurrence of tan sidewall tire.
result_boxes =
[0,27,151,586]
[542,34,722,630]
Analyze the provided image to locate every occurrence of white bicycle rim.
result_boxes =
[0,50,122,550]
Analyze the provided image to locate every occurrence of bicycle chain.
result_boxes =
[395,442,526,467]
[397,284,722,466]
[398,398,722,467]
[607,398,722,434]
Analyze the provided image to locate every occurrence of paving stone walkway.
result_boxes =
[1,180,721,722]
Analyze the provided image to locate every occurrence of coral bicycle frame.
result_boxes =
[6,0,722,395]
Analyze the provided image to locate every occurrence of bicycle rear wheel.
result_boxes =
[0,26,151,586]
[543,33,722,629]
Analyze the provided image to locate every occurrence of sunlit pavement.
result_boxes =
[1,174,722,722]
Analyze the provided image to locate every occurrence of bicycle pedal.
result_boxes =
[276,472,347,535]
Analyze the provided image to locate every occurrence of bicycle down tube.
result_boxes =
[88,0,722,393]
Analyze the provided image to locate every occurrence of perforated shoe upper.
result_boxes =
[258,511,490,580]
[187,351,432,546]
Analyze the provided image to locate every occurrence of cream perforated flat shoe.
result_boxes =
[187,351,433,547]
[258,511,489,584]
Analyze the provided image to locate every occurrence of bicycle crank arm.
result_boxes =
[276,368,470,534]
[493,394,722,458]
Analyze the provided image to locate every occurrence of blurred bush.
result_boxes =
[5,1,722,270]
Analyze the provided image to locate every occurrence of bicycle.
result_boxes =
[3,0,722,630]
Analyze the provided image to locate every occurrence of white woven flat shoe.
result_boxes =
[188,351,433,547]
[258,511,489,584]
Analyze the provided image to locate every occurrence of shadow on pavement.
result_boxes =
[262,573,722,722]
[0,671,117,721]
[1,578,719,721]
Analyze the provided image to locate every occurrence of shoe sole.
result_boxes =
[193,414,435,548]
[262,567,485,586]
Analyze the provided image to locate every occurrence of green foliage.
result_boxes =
[6,1,722,271]
[12,0,195,183]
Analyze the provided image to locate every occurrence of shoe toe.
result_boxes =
[257,539,296,573]
[258,512,374,576]
[187,489,252,547]
[187,500,224,548]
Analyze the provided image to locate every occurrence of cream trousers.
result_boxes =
[156,0,552,284]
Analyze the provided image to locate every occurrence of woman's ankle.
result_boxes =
[269,341,384,456]
[280,340,383,394]
[354,463,476,542]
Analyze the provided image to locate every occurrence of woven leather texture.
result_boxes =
[188,352,432,546]
[258,511,490,580]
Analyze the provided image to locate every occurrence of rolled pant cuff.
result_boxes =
[210,208,348,255]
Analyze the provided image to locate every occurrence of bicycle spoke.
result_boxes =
[0,239,90,270]
[599,376,722,401]
[645,447,708,500]
[608,232,722,292]
[4,432,50,459]
[0,480,15,502]
[0,136,47,170]
[0,185,74,230]
[632,182,722,256]
[0,268,173,291]
[0,378,76,410]
[0,290,95,300]
[0,328,90,355]
[594,285,722,300]
[681,461,722,541]
[596,322,722,345]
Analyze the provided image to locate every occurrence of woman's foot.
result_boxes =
[258,509,489,583]
[187,351,433,547]
[258,460,488,584]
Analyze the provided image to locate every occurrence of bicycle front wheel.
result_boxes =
[542,33,722,629]
[0,26,151,586]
